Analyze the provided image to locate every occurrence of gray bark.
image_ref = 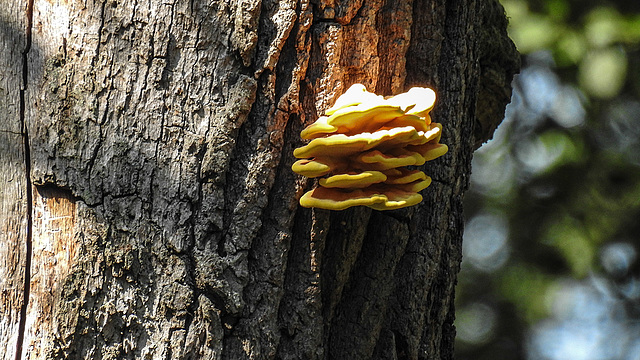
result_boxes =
[0,0,518,359]
[1,2,30,359]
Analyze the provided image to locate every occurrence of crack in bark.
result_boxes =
[15,0,35,358]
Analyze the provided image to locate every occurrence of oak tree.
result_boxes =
[0,0,518,358]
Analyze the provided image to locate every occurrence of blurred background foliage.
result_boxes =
[456,0,640,359]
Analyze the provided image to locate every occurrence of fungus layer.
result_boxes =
[292,84,448,210]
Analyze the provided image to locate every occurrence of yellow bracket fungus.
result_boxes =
[292,83,448,210]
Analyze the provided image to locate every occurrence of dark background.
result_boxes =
[457,0,640,359]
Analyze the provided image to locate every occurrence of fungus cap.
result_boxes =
[292,83,447,210]
[383,168,428,184]
[292,158,334,178]
[326,104,404,129]
[324,84,383,115]
[300,116,338,139]
[318,171,387,188]
[407,143,449,161]
[386,87,437,116]
[293,126,425,159]
[356,149,424,170]
[299,185,424,211]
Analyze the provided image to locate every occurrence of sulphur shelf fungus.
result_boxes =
[292,84,448,211]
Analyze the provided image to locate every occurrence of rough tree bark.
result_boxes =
[0,0,518,359]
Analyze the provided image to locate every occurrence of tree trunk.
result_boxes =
[0,0,518,359]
